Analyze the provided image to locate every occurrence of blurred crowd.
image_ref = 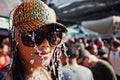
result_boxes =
[0,0,120,80]
[56,36,120,80]
[0,35,120,80]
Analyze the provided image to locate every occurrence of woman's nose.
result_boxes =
[39,38,50,47]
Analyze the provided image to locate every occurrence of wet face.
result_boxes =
[18,37,56,68]
[17,27,63,68]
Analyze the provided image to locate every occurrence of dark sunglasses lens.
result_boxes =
[47,32,62,46]
[21,35,35,47]
[21,32,44,47]
[35,34,44,46]
[21,30,62,47]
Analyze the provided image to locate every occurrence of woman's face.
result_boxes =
[17,29,61,68]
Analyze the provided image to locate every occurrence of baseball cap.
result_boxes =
[12,0,67,33]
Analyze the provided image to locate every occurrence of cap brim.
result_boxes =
[42,22,68,33]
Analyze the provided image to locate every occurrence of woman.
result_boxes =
[9,0,67,80]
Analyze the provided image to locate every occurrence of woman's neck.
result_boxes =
[21,61,51,80]
[21,61,39,74]
[25,68,52,80]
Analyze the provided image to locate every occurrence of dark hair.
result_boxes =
[0,45,3,48]
[86,44,94,51]
[12,49,25,80]
[112,40,120,48]
[64,40,79,58]
[94,39,99,44]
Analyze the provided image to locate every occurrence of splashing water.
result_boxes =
[34,45,42,55]
[34,45,48,68]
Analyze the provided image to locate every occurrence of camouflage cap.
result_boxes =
[13,0,67,33]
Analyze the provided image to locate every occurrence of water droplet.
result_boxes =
[30,68,34,72]
[34,45,42,54]
[38,53,42,56]
[30,59,34,64]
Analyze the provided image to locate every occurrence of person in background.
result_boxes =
[95,38,109,61]
[109,39,120,80]
[81,49,117,80]
[0,38,11,80]
[59,40,94,80]
[59,44,68,67]
[9,0,67,80]
[1,37,11,68]
[0,44,10,70]
[1,38,10,55]
[86,44,98,56]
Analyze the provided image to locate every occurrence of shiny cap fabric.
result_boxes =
[13,0,67,33]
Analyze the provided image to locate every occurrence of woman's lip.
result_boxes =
[35,51,50,58]
[41,53,50,57]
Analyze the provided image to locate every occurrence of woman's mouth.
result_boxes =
[34,46,51,58]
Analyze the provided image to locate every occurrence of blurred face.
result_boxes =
[97,40,104,49]
[60,53,67,66]
[3,44,9,53]
[17,27,63,68]
[91,45,98,56]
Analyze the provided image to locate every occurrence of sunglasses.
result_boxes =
[21,27,62,47]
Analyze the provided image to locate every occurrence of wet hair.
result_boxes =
[64,40,79,58]
[12,49,25,80]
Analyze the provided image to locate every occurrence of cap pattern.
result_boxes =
[13,0,56,33]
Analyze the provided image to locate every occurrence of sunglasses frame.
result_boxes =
[20,27,63,47]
